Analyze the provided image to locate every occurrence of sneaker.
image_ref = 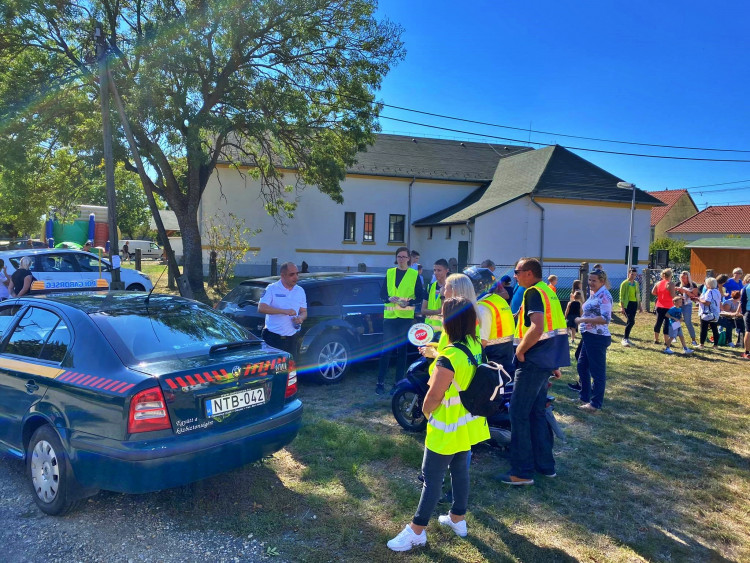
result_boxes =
[438,514,467,537]
[621,339,630,347]
[663,348,674,355]
[567,382,582,391]
[437,490,452,505]
[579,403,600,413]
[497,473,534,486]
[683,348,694,355]
[692,341,698,347]
[387,524,427,552]
[375,384,385,395]
[536,470,557,478]
[743,353,750,359]
[728,342,737,348]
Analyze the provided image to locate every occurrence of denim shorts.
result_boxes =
[668,321,682,340]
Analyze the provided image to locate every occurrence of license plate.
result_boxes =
[205,387,265,418]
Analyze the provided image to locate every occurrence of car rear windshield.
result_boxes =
[91,301,257,364]
[223,283,268,305]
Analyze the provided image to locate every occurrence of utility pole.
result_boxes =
[96,23,124,289]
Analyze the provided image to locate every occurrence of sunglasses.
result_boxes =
[397,255,409,259]
[513,269,529,275]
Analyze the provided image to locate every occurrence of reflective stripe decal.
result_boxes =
[31,279,109,291]
[514,328,568,345]
[0,358,65,379]
[428,412,481,433]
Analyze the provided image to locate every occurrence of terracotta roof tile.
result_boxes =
[648,189,689,226]
[667,205,750,234]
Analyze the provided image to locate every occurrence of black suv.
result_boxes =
[216,273,387,384]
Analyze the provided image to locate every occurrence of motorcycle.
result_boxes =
[391,355,565,447]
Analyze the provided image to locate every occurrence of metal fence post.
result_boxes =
[271,258,278,276]
[134,248,142,271]
[579,262,589,300]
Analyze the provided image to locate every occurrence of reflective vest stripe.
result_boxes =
[540,289,554,332]
[441,395,462,408]
[486,336,513,345]
[483,298,505,337]
[428,412,481,433]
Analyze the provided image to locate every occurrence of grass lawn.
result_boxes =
[129,266,749,561]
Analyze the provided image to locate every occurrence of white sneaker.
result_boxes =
[683,348,694,355]
[387,524,427,552]
[692,341,698,347]
[621,339,630,347]
[438,514,468,537]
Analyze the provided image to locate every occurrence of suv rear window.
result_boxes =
[224,283,269,305]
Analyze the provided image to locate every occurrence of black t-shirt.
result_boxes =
[11,268,33,295]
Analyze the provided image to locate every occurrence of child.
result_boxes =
[664,295,694,355]
[565,290,583,344]
[547,274,558,293]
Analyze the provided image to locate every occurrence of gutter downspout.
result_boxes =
[529,195,545,267]
[407,177,415,249]
[465,220,473,263]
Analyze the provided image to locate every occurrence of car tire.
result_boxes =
[126,283,146,291]
[26,425,80,516]
[391,388,427,432]
[309,335,350,384]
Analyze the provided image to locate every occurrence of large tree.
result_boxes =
[1,1,404,300]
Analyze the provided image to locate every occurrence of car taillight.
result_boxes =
[285,359,298,398]
[128,387,171,433]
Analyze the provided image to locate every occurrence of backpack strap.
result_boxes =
[444,342,477,394]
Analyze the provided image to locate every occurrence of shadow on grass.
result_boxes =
[472,509,577,562]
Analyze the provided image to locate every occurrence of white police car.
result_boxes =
[0,248,153,293]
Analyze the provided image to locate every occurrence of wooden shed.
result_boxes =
[685,238,750,282]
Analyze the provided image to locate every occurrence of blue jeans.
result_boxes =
[413,448,470,526]
[509,361,555,479]
[577,332,611,409]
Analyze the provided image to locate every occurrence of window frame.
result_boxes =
[363,212,375,242]
[343,212,356,242]
[388,214,406,243]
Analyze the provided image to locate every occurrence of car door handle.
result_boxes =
[25,380,39,393]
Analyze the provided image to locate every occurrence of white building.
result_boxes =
[197,134,661,278]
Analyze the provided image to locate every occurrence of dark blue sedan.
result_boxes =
[0,292,302,515]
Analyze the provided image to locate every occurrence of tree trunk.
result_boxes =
[176,208,209,303]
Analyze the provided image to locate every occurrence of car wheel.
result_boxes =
[27,425,79,516]
[309,335,350,384]
[126,283,146,291]
[391,388,427,432]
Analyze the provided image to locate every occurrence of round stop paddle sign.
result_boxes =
[408,323,434,346]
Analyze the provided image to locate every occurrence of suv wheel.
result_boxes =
[309,335,349,384]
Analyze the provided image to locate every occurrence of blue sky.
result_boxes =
[374,1,750,208]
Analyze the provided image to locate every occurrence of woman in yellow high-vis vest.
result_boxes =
[387,297,489,552]
[377,246,424,394]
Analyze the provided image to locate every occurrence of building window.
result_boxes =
[446,226,452,239]
[428,227,433,240]
[343,212,356,241]
[363,213,375,242]
[625,246,640,265]
[389,214,405,243]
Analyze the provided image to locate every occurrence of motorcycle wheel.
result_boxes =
[391,388,427,432]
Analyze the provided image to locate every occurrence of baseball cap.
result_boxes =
[629,267,638,273]
[500,275,511,283]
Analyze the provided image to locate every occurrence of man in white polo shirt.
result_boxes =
[257,262,307,357]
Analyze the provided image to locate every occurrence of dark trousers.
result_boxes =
[577,332,611,409]
[412,448,469,526]
[377,317,413,386]
[699,320,719,345]
[261,328,299,358]
[654,307,670,335]
[624,302,638,339]
[509,361,555,479]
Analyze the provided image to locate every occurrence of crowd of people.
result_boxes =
[253,252,750,552]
